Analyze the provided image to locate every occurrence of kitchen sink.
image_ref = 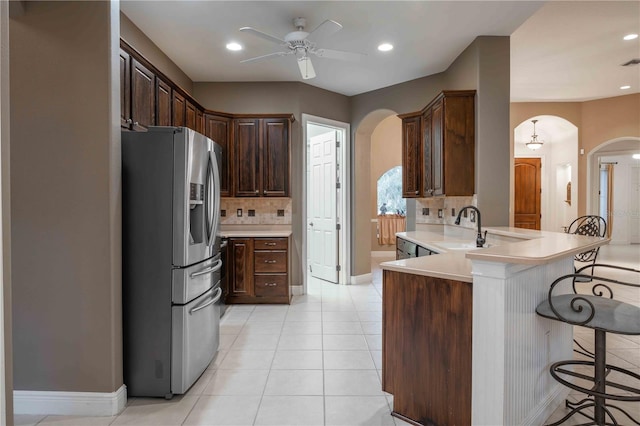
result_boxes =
[433,241,493,251]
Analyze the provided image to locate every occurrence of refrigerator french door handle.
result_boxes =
[204,154,213,245]
[189,259,223,278]
[209,151,221,246]
[189,287,222,315]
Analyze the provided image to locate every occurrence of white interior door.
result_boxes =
[308,131,338,283]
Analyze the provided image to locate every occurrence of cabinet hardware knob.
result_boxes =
[415,190,418,195]
[255,190,259,194]
[126,119,133,124]
[264,260,277,264]
[133,122,139,126]
[263,190,267,195]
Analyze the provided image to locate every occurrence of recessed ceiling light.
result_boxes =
[226,42,243,51]
[620,85,631,90]
[623,33,638,41]
[378,43,393,52]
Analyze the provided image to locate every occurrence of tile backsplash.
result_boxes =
[415,195,477,228]
[221,198,292,225]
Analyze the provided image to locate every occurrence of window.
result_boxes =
[377,166,406,216]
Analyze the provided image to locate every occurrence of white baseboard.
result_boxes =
[370,251,395,258]
[350,273,372,284]
[521,383,570,426]
[291,285,304,296]
[14,384,127,416]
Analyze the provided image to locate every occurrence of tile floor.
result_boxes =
[15,244,640,426]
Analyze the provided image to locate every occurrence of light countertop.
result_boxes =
[218,224,292,238]
[381,227,609,281]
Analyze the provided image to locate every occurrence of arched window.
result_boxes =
[377,166,406,216]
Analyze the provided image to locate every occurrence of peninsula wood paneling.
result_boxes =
[383,270,472,426]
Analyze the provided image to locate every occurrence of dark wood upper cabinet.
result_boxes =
[399,113,422,198]
[196,109,204,134]
[186,100,197,131]
[205,114,232,197]
[430,99,444,196]
[119,50,131,129]
[262,118,289,197]
[130,58,155,131]
[172,91,186,127]
[234,119,261,197]
[233,117,291,197]
[421,109,432,197]
[400,90,475,198]
[156,78,172,126]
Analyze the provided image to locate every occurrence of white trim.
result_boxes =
[14,384,127,417]
[291,285,304,296]
[350,273,372,285]
[521,384,570,426]
[370,251,395,258]
[302,114,351,289]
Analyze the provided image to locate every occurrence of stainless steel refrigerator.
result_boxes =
[122,127,222,398]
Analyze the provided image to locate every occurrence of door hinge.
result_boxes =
[336,224,341,230]
[336,182,341,189]
[336,265,341,271]
[336,141,340,148]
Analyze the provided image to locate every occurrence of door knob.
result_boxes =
[309,222,314,226]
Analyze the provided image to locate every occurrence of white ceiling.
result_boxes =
[120,1,640,101]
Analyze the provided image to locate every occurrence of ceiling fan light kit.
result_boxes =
[239,17,366,80]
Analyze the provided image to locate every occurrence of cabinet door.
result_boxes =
[186,101,197,131]
[172,91,186,127]
[234,119,261,197]
[156,78,172,126]
[131,59,155,131]
[262,118,289,197]
[205,114,232,197]
[119,50,131,128]
[229,238,254,297]
[430,99,444,196]
[422,110,433,197]
[401,115,422,198]
[196,109,204,134]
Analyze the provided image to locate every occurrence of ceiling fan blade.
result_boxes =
[297,57,316,80]
[239,27,286,45]
[314,48,366,62]
[306,19,342,42]
[240,51,290,63]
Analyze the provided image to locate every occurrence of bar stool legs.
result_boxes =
[546,330,640,426]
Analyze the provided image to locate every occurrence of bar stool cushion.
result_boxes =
[536,295,640,335]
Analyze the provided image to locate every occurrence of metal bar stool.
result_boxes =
[536,263,640,426]
[566,215,607,277]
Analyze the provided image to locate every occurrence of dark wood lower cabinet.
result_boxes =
[383,270,472,426]
[226,237,291,304]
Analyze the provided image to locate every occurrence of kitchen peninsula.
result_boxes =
[380,227,609,426]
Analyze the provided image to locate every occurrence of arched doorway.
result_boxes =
[513,115,578,232]
[351,109,402,282]
[586,137,640,244]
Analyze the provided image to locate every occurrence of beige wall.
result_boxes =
[1,0,13,422]
[370,115,402,252]
[120,11,193,95]
[510,93,639,218]
[194,82,350,287]
[10,1,122,392]
[350,36,511,276]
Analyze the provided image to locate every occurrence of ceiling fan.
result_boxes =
[239,17,366,80]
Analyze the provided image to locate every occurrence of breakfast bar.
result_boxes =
[380,227,609,426]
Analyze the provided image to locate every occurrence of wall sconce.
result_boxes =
[526,119,544,150]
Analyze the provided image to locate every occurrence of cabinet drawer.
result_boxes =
[254,274,288,297]
[254,238,288,251]
[254,251,287,273]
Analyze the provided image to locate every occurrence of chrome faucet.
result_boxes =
[455,206,487,248]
